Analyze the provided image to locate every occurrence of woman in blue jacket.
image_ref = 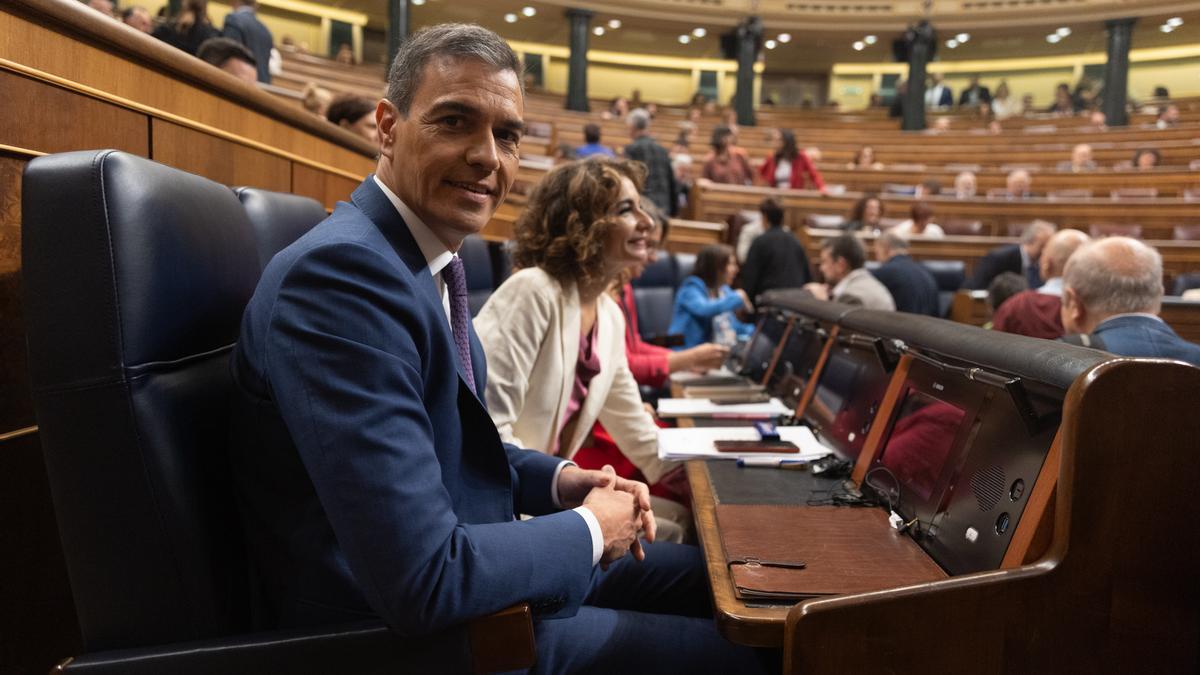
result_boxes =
[669,243,754,348]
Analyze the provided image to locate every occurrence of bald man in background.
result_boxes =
[992,229,1089,339]
[1061,237,1200,365]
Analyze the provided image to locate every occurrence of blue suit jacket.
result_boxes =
[871,255,940,317]
[223,8,273,83]
[230,177,594,636]
[667,276,754,349]
[1090,315,1200,366]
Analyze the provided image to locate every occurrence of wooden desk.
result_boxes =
[688,459,845,647]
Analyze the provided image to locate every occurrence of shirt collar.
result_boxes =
[372,175,455,276]
[1098,312,1164,327]
[1037,277,1063,296]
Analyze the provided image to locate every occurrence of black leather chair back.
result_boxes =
[22,151,261,651]
[459,235,494,316]
[922,260,966,317]
[234,187,327,270]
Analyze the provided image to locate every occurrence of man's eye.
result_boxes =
[442,116,464,128]
[498,131,521,145]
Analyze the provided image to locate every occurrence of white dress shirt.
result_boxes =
[372,175,603,566]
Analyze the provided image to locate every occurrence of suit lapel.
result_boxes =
[350,177,478,396]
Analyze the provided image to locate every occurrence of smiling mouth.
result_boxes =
[446,180,493,196]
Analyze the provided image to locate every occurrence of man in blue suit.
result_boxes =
[230,23,765,673]
[222,0,273,83]
[1061,237,1200,366]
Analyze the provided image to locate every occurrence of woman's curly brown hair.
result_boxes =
[512,156,646,290]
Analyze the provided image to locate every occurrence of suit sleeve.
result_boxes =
[676,281,745,319]
[797,153,826,191]
[222,15,245,42]
[473,272,556,451]
[265,244,593,635]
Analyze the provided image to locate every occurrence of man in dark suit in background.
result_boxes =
[966,220,1055,290]
[740,197,811,305]
[870,232,939,316]
[1061,237,1200,365]
[958,75,991,107]
[222,0,273,83]
[229,23,765,673]
[624,108,678,216]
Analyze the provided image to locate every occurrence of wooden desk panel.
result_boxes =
[151,120,290,193]
[0,71,149,157]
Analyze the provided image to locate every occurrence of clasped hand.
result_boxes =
[557,465,656,567]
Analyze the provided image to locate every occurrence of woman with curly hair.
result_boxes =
[474,157,689,537]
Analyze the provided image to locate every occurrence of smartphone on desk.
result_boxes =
[714,440,800,453]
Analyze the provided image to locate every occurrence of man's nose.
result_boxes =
[465,131,501,172]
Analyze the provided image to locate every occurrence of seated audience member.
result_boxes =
[760,129,829,194]
[890,201,945,238]
[992,229,1090,339]
[871,232,939,316]
[1047,83,1077,114]
[300,82,332,117]
[954,171,977,198]
[1061,238,1200,366]
[985,272,1029,330]
[990,81,1021,119]
[1132,148,1161,170]
[925,73,953,110]
[86,0,114,17]
[669,244,755,348]
[1058,143,1097,172]
[673,154,694,212]
[804,235,896,310]
[914,179,942,199]
[334,42,354,64]
[930,116,952,133]
[576,123,615,158]
[152,0,219,56]
[843,194,885,232]
[475,158,691,538]
[325,95,378,144]
[1087,109,1107,129]
[850,145,884,170]
[967,220,1056,289]
[196,37,258,85]
[230,24,768,671]
[1004,168,1034,200]
[1156,104,1180,129]
[624,108,678,216]
[740,198,813,305]
[671,122,696,159]
[959,75,992,107]
[702,125,754,186]
[121,6,153,32]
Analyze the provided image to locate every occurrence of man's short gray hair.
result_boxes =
[628,108,651,131]
[877,231,910,252]
[386,23,522,115]
[1063,236,1163,316]
[1020,220,1056,245]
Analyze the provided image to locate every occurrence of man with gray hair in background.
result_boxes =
[230,22,768,673]
[1061,237,1200,365]
[967,220,1056,290]
[624,107,679,216]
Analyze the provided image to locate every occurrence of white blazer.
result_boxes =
[473,267,672,483]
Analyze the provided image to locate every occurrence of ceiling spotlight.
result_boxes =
[1056,27,1071,37]
[411,0,425,5]
[1047,33,1062,43]
[692,27,707,38]
[778,33,792,43]
[955,33,970,42]
[946,39,958,48]
[764,39,777,49]
[1160,24,1175,33]
[1166,17,1183,27]
[608,19,621,29]
[504,12,517,23]
[852,41,865,51]
[678,35,690,44]
[864,34,877,44]
[593,26,605,36]
[521,6,536,17]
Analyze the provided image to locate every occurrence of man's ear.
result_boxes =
[1061,287,1085,334]
[375,99,399,159]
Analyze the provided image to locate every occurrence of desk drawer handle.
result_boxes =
[730,556,807,570]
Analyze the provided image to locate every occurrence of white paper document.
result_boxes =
[657,425,834,461]
[656,397,791,418]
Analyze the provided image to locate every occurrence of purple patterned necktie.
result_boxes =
[442,256,477,395]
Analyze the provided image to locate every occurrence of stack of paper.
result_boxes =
[656,397,791,418]
[657,426,834,461]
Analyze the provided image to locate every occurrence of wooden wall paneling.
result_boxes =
[0,155,35,433]
[292,162,363,211]
[0,71,149,157]
[151,120,290,193]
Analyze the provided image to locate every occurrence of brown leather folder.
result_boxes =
[716,504,948,600]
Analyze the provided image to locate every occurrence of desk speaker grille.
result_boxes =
[970,465,1005,512]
